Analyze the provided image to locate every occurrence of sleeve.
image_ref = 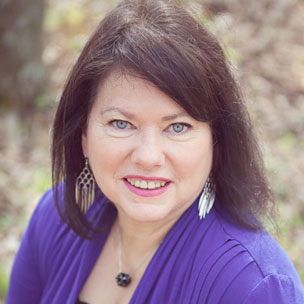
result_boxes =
[243,274,304,304]
[5,190,53,304]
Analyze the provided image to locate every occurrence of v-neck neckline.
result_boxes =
[76,196,207,304]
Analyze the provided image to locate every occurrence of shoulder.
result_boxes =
[242,274,304,304]
[23,187,76,276]
[22,186,107,279]
[27,186,70,246]
[194,205,304,303]
[6,187,71,302]
[29,187,63,229]
[27,185,112,240]
[214,207,300,280]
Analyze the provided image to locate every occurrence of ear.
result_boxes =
[81,131,88,158]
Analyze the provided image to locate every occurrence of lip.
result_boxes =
[123,175,171,182]
[123,176,171,197]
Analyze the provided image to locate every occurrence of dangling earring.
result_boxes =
[75,158,95,213]
[198,176,216,220]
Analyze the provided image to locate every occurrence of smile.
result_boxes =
[125,178,168,189]
[123,176,171,197]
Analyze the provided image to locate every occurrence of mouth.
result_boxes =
[124,177,169,190]
[123,176,171,197]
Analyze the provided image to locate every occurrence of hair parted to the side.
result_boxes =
[52,0,274,237]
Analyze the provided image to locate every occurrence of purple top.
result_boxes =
[7,188,304,303]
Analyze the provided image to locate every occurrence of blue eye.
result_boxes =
[172,123,186,133]
[167,123,191,135]
[113,120,129,129]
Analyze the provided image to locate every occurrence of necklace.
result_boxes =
[115,224,158,287]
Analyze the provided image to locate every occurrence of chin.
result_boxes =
[121,203,172,223]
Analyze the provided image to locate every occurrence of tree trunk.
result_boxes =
[0,0,45,111]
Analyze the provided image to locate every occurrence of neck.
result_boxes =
[114,212,177,270]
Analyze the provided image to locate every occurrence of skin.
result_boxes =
[80,71,213,302]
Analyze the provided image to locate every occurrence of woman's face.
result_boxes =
[82,71,213,224]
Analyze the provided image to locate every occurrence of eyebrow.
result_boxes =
[100,107,188,121]
[100,107,134,119]
[162,111,188,121]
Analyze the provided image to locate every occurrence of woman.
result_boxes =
[6,0,304,303]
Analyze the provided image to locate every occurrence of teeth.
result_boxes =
[147,181,155,189]
[135,180,140,187]
[126,178,167,189]
[140,180,148,189]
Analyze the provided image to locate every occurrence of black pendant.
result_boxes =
[116,272,131,287]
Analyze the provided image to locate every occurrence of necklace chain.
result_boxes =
[117,225,123,273]
[117,224,159,286]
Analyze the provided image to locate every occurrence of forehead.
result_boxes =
[93,71,187,116]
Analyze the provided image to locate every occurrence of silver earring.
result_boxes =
[75,158,95,213]
[198,176,215,220]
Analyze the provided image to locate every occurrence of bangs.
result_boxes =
[91,1,226,123]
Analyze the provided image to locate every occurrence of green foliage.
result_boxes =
[34,94,53,109]
[0,215,11,231]
[198,14,216,33]
[299,269,304,284]
[224,45,243,64]
[0,266,8,300]
[32,167,52,194]
[45,4,86,32]
[278,132,298,154]
[292,214,304,229]
[70,34,89,52]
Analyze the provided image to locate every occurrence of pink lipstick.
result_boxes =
[123,175,171,197]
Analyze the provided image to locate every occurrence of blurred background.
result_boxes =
[0,0,303,300]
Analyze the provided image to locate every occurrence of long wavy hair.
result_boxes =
[52,0,274,237]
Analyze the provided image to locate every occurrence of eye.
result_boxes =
[111,120,131,129]
[168,123,191,134]
[172,123,185,133]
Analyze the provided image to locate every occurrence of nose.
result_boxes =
[131,128,165,170]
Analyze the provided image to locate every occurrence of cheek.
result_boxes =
[171,139,213,179]
[87,141,118,196]
[87,133,129,178]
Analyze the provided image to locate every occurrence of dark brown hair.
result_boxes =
[52,0,274,237]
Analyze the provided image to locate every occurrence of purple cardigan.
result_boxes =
[7,189,304,303]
